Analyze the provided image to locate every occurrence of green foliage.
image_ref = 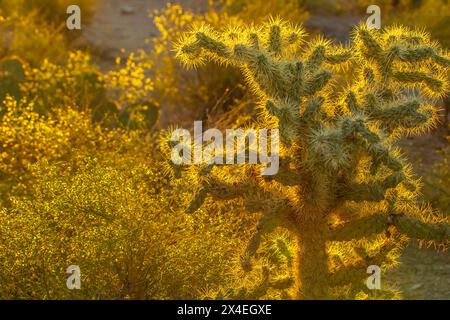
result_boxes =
[173,19,450,299]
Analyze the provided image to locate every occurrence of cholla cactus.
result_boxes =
[173,19,450,299]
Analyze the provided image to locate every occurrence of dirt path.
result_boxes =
[81,0,166,69]
[81,0,208,70]
[385,242,450,299]
[305,14,363,42]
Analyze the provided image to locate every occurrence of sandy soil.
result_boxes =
[385,242,450,299]
[81,0,207,69]
[81,0,165,69]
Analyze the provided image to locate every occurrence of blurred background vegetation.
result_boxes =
[0,0,448,299]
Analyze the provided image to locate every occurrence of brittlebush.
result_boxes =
[0,49,158,128]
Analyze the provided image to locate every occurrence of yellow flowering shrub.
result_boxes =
[0,91,258,299]
[106,51,154,107]
[0,0,95,27]
[0,145,258,299]
[0,14,68,66]
[0,50,158,129]
[104,51,159,129]
[0,0,96,65]
[0,96,102,203]
[0,97,96,176]
[21,51,105,114]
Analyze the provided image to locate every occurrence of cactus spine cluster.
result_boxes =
[173,19,450,299]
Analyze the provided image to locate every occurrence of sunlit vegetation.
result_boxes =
[173,19,449,299]
[0,0,448,299]
[0,0,95,65]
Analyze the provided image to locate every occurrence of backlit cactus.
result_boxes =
[174,19,450,299]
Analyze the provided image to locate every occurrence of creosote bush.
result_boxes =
[172,19,450,299]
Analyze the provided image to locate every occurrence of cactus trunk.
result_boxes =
[295,217,329,299]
